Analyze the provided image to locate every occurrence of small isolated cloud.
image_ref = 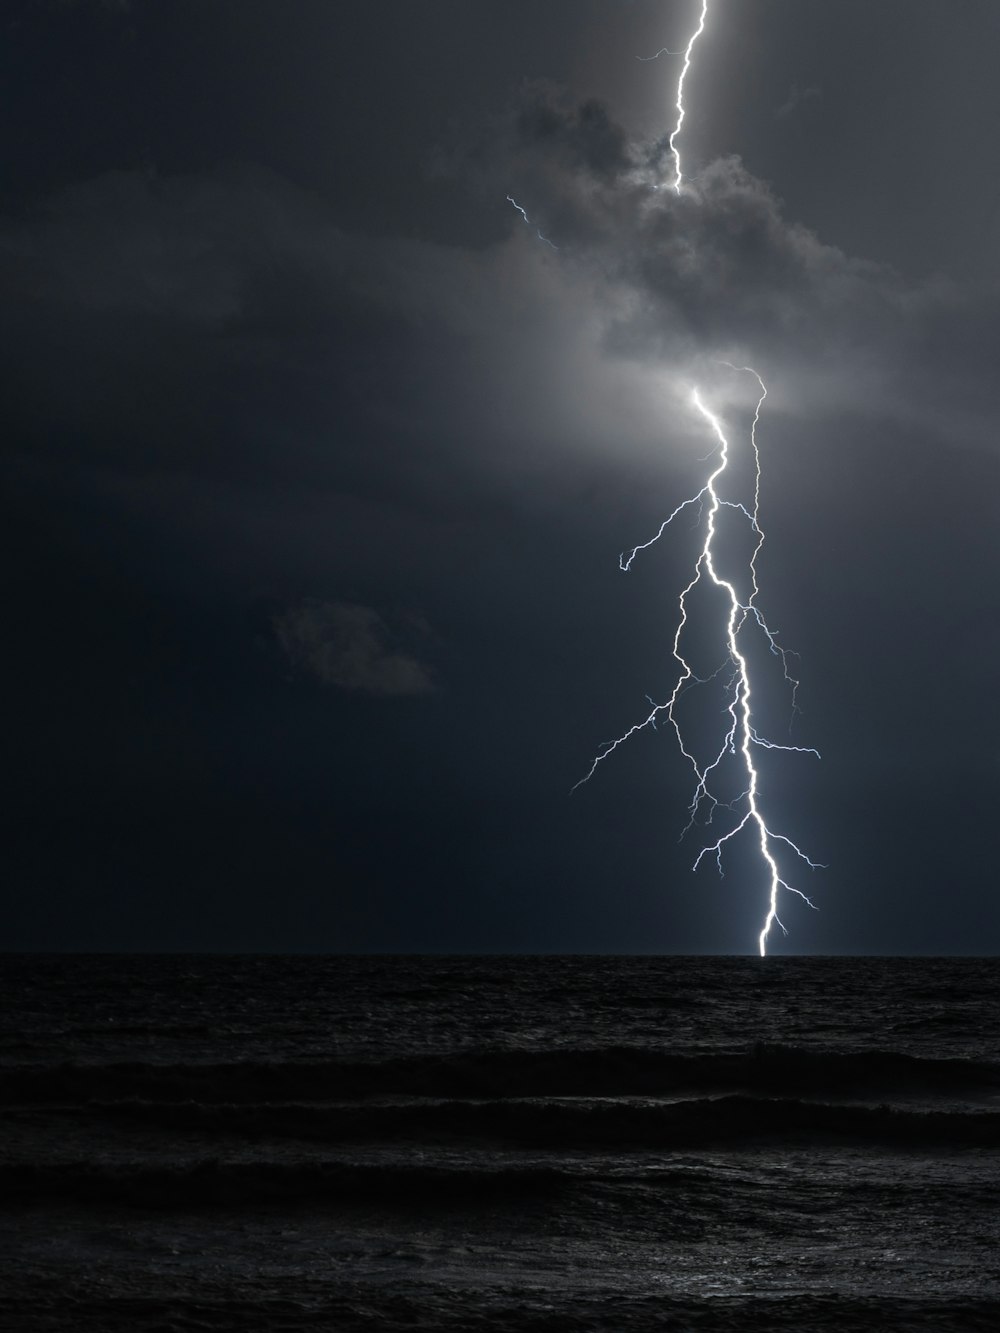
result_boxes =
[774,83,821,120]
[272,599,435,697]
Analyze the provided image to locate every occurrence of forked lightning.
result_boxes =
[575,377,821,955]
[577,1,821,953]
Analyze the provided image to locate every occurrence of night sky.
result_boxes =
[6,0,1000,954]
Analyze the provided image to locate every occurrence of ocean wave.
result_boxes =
[18,1091,1000,1150]
[0,1158,580,1208]
[5,1290,1000,1333]
[5,1089,1000,1208]
[3,1044,999,1106]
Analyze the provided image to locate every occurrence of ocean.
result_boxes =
[1,954,999,1331]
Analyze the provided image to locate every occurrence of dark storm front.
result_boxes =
[2,956,1000,1332]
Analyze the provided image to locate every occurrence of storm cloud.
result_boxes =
[5,0,1000,953]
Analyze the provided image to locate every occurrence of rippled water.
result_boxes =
[2,954,999,1330]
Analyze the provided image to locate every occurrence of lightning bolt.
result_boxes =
[506,194,559,249]
[667,0,709,192]
[575,374,822,955]
[506,0,819,952]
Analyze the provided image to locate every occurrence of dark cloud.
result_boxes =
[5,1,1000,952]
[0,164,344,330]
[436,82,1000,444]
[515,89,633,182]
[3,84,993,484]
[272,600,435,697]
[482,87,901,348]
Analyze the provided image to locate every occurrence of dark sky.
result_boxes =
[5,0,1000,954]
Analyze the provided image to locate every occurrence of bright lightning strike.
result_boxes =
[550,0,821,952]
[575,375,822,955]
[667,0,708,192]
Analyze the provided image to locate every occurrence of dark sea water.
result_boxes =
[2,954,999,1331]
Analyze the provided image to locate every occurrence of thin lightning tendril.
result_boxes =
[506,195,558,249]
[574,379,822,954]
[637,47,682,61]
[721,363,804,716]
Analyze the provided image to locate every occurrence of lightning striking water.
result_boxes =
[571,0,821,952]
[501,2,820,950]
[575,375,821,955]
[667,0,709,191]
